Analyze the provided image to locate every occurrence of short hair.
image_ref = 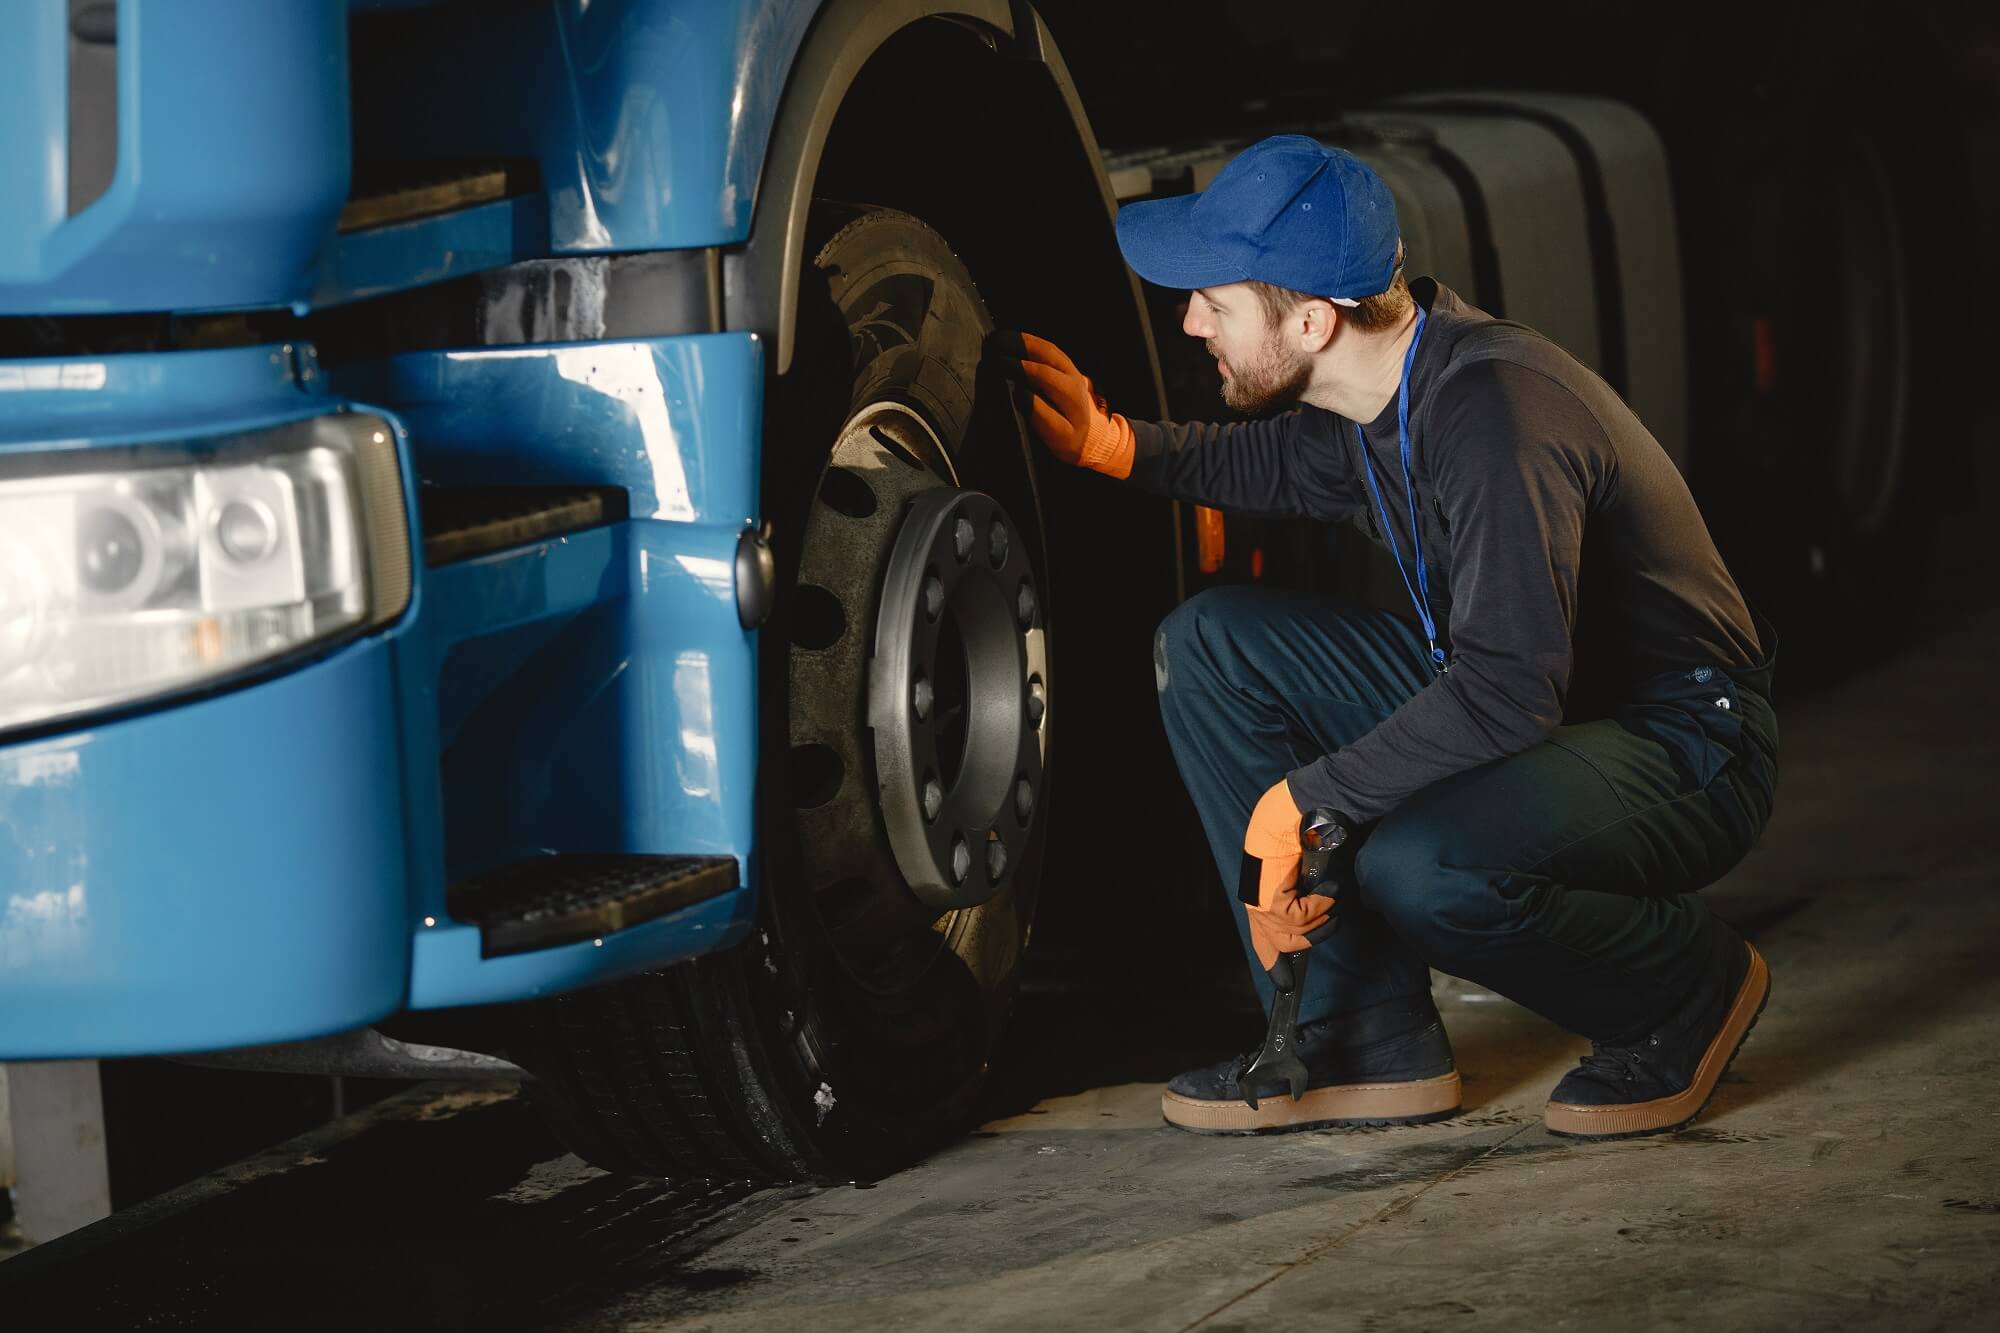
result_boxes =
[1245,241,1411,334]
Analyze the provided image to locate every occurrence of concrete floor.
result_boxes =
[3,606,1995,1330]
[585,604,2000,1331]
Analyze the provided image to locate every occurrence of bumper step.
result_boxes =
[420,485,628,566]
[338,158,540,233]
[447,854,739,958]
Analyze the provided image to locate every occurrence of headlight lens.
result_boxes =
[0,412,410,735]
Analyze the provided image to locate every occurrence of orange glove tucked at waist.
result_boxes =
[1240,779,1338,970]
[1004,331,1135,480]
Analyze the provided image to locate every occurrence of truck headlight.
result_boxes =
[0,412,410,735]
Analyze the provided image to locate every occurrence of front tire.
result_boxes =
[513,206,1052,1181]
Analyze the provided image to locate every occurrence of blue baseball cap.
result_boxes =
[1115,134,1401,304]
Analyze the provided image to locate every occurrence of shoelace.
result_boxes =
[1578,1034,1662,1082]
[1226,1015,1358,1091]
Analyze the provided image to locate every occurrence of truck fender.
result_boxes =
[725,0,1163,420]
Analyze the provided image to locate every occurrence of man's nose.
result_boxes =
[1181,302,1211,338]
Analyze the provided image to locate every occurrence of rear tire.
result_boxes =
[511,205,1052,1181]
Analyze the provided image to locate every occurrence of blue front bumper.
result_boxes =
[0,639,410,1057]
[0,334,764,1058]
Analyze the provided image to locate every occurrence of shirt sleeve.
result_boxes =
[1284,360,1597,823]
[1125,408,1364,522]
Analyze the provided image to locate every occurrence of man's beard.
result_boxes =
[1215,331,1312,414]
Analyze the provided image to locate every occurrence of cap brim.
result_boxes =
[1114,195,1249,290]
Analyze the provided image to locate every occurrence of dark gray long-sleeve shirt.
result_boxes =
[1125,279,1762,823]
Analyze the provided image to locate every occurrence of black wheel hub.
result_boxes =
[787,402,1047,989]
[867,486,1045,910]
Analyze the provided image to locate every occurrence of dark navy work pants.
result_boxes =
[1153,587,1779,1044]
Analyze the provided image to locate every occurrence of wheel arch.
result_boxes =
[725,0,1166,425]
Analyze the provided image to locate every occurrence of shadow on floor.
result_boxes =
[0,1091,774,1331]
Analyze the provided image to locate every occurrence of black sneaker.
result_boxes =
[1545,938,1771,1139]
[1162,994,1462,1134]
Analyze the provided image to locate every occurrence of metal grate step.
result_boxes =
[448,853,740,958]
[419,485,628,567]
[338,159,540,233]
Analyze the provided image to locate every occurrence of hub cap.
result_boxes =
[868,485,1046,910]
[788,402,1048,978]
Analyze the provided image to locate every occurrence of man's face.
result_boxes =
[1182,284,1313,414]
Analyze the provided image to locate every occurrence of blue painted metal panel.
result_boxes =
[307,194,550,310]
[410,894,752,1008]
[0,344,324,449]
[549,0,821,249]
[1,0,829,314]
[375,332,765,1009]
[347,0,823,257]
[0,3,67,275]
[402,516,763,1009]
[0,0,350,315]
[0,640,410,1058]
[347,333,763,525]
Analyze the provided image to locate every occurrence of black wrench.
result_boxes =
[1239,807,1352,1110]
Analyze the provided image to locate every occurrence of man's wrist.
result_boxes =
[1080,411,1136,479]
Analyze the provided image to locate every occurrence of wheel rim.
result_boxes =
[869,486,1046,910]
[787,401,1048,991]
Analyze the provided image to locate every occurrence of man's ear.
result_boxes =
[1299,299,1338,354]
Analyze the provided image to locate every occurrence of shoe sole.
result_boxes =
[1161,1071,1463,1136]
[1544,941,1771,1141]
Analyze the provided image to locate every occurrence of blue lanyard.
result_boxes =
[1354,306,1447,673]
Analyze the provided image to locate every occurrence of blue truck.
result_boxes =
[0,0,1977,1182]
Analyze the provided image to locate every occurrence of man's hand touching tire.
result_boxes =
[990,330,1136,479]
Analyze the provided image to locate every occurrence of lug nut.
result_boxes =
[922,573,945,621]
[954,517,975,561]
[951,835,971,884]
[923,773,944,821]
[913,674,933,720]
[1026,678,1046,726]
[1015,778,1034,822]
[1017,581,1037,629]
[987,839,1008,880]
[989,521,1009,567]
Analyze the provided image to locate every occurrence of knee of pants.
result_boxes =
[1352,817,1505,951]
[1152,586,1240,697]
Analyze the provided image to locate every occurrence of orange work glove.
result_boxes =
[1003,331,1135,479]
[1239,779,1338,970]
